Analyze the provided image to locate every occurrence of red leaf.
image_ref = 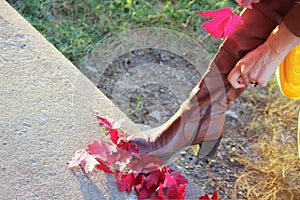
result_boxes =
[114,147,133,172]
[174,184,187,199]
[87,140,102,155]
[117,173,136,193]
[135,179,158,199]
[199,190,222,200]
[152,167,187,200]
[153,184,166,199]
[199,194,210,200]
[94,140,117,164]
[68,148,100,173]
[196,8,243,39]
[128,154,164,174]
[143,169,164,189]
[96,116,121,144]
[171,172,188,185]
[96,115,113,129]
[109,129,120,145]
[212,190,222,200]
[96,160,114,174]
[117,137,140,153]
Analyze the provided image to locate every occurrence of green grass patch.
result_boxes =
[7,0,237,66]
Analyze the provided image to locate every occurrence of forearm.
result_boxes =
[267,20,300,60]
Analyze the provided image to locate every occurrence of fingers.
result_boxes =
[227,64,246,88]
[228,58,261,88]
[228,41,282,89]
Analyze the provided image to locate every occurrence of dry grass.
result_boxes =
[234,77,300,200]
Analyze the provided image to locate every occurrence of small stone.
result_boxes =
[226,110,238,119]
[40,113,48,120]
[160,52,171,61]
[21,123,32,128]
[149,110,161,122]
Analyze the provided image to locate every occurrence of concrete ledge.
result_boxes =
[0,1,203,199]
[0,1,139,199]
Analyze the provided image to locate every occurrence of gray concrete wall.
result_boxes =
[0,1,139,199]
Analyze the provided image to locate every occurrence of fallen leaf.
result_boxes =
[87,140,102,155]
[68,148,100,173]
[199,194,210,200]
[143,169,164,189]
[96,115,121,144]
[199,190,222,200]
[117,173,136,193]
[128,154,164,174]
[196,8,243,39]
[96,159,114,174]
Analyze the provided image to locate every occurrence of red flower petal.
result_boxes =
[196,8,243,39]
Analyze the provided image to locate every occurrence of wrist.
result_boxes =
[267,22,300,59]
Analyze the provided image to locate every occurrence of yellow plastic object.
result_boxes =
[298,110,300,158]
[276,45,300,100]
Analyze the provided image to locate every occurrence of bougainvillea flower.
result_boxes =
[196,8,244,39]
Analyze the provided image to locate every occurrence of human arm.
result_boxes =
[227,4,300,88]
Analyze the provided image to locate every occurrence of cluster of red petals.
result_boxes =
[68,116,197,199]
[116,166,188,199]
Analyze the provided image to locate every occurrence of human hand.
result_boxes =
[236,0,261,9]
[227,43,284,88]
[228,22,300,88]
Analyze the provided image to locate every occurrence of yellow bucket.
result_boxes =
[276,44,300,100]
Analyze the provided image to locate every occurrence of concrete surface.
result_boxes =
[0,1,203,199]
